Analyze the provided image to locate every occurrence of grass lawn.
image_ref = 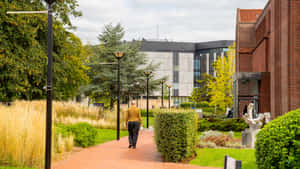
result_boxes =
[142,117,154,127]
[190,148,257,169]
[0,167,37,169]
[95,129,128,145]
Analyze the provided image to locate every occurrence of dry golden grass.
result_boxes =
[54,102,127,129]
[0,100,127,168]
[64,135,74,152]
[54,102,101,120]
[0,101,45,168]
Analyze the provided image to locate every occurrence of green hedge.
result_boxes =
[180,102,210,109]
[198,118,248,132]
[68,123,98,148]
[154,110,198,162]
[141,109,154,117]
[255,109,300,169]
[180,102,224,114]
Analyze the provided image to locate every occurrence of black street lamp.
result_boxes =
[114,51,124,141]
[160,80,165,108]
[144,71,152,128]
[44,1,55,169]
[167,85,172,109]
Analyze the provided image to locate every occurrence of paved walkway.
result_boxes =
[53,131,221,169]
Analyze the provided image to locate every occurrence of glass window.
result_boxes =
[173,71,179,83]
[173,89,179,97]
[173,52,179,66]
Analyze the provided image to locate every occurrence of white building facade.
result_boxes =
[140,40,233,105]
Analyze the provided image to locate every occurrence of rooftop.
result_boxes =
[140,40,234,52]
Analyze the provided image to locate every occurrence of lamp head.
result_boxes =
[45,0,56,5]
[113,52,124,59]
[144,71,152,76]
[167,85,172,88]
[160,80,165,84]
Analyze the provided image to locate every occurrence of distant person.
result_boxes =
[226,109,233,118]
[126,101,142,149]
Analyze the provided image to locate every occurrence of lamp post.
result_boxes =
[114,52,124,140]
[144,71,152,128]
[45,1,55,169]
[160,80,165,108]
[167,85,172,109]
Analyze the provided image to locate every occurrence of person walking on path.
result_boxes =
[126,101,142,149]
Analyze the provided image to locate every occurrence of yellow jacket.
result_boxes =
[126,106,142,124]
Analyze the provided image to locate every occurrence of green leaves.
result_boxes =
[0,0,87,101]
[255,109,300,169]
[68,123,97,148]
[154,110,198,162]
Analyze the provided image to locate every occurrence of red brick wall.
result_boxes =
[259,73,271,113]
[289,0,300,110]
[252,40,267,72]
[238,54,252,72]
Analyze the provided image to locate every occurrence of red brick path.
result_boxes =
[53,131,221,169]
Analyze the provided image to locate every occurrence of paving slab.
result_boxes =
[53,131,221,169]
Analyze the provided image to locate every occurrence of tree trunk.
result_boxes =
[110,97,114,110]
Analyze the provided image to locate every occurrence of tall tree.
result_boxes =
[0,0,88,101]
[207,43,236,113]
[84,24,165,109]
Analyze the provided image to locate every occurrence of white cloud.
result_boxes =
[71,0,268,44]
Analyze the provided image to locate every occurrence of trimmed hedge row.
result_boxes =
[198,118,248,132]
[255,108,300,169]
[154,110,198,162]
[180,102,210,109]
[180,102,224,114]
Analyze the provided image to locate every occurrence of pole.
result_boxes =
[45,4,53,169]
[117,58,120,140]
[146,76,149,128]
[161,82,164,108]
[169,87,171,109]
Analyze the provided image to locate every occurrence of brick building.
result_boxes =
[235,0,300,119]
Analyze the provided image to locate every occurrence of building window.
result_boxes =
[173,52,179,66]
[173,89,179,96]
[173,71,179,83]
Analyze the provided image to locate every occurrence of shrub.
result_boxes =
[180,102,224,114]
[154,110,198,162]
[68,123,97,148]
[198,118,248,132]
[141,109,154,117]
[255,109,300,169]
[199,130,237,147]
[197,141,217,148]
[180,102,210,109]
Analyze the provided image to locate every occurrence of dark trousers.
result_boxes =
[128,121,140,146]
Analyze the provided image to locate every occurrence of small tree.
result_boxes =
[190,74,213,103]
[207,43,236,114]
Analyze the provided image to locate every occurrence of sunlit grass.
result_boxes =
[190,148,257,169]
[94,129,128,145]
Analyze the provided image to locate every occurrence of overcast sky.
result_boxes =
[70,0,268,44]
